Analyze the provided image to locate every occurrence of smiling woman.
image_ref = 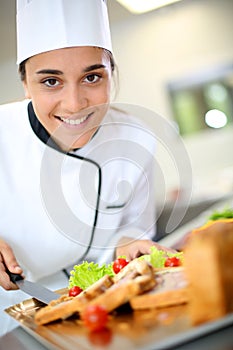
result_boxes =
[0,0,172,337]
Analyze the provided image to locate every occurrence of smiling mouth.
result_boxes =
[56,112,94,125]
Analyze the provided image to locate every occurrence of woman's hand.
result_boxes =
[116,236,177,261]
[0,239,23,290]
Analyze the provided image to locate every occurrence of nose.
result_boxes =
[62,84,88,113]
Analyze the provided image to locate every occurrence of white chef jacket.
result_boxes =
[0,99,157,335]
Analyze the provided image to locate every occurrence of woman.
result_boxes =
[0,0,173,335]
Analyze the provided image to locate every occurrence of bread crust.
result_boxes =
[88,274,156,313]
[34,260,186,326]
[130,267,188,310]
[35,275,113,325]
[184,220,233,325]
[34,260,155,325]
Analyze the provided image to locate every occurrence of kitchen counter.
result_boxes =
[156,192,233,241]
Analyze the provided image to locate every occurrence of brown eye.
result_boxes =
[43,78,59,87]
[84,74,101,83]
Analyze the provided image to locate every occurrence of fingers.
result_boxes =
[151,242,178,254]
[116,239,152,260]
[0,239,23,290]
[129,240,155,259]
[116,238,178,261]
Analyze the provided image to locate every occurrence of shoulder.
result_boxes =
[0,99,31,139]
[107,105,155,134]
[104,105,157,152]
[107,105,143,125]
[0,99,29,118]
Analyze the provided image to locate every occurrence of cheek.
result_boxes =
[30,96,56,126]
[31,93,56,113]
[93,84,111,105]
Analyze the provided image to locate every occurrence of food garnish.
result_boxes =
[207,207,233,221]
[139,246,183,268]
[112,258,129,274]
[69,248,183,292]
[82,304,109,331]
[68,285,83,297]
[164,256,181,267]
[69,261,114,290]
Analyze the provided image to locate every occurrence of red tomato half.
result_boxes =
[82,305,108,331]
[112,258,129,274]
[68,285,83,297]
[164,256,181,267]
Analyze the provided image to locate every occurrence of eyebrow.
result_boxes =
[36,69,63,75]
[83,64,106,72]
[36,64,106,75]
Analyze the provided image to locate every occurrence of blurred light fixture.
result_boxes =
[205,109,227,129]
[116,0,183,14]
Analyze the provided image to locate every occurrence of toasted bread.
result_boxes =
[184,219,233,325]
[35,274,113,325]
[35,260,156,325]
[113,258,154,283]
[130,267,188,310]
[88,274,156,313]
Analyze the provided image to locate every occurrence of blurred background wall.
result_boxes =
[109,0,233,197]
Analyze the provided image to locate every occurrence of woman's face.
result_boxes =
[23,46,112,150]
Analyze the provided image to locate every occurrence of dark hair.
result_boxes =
[18,48,116,82]
[105,49,116,73]
[18,58,27,81]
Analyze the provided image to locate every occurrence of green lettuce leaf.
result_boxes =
[68,248,184,290]
[139,246,184,268]
[207,206,233,221]
[68,261,114,290]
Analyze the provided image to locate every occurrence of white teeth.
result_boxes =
[60,114,89,125]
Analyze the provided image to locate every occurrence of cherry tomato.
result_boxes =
[164,256,181,267]
[112,258,129,274]
[82,305,108,331]
[68,285,83,297]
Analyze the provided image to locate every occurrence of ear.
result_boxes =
[22,81,31,99]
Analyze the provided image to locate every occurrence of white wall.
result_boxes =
[1,0,233,201]
[110,0,233,198]
[111,0,233,116]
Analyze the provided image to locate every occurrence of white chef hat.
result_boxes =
[16,0,112,65]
